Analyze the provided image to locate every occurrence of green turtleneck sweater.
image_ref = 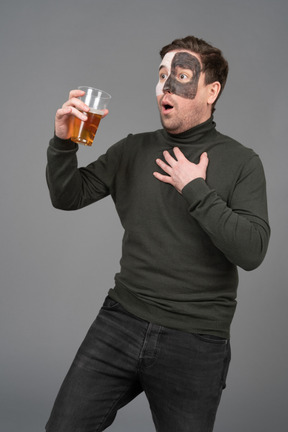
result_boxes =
[46,117,270,338]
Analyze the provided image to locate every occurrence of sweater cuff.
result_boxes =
[182,178,211,210]
[49,134,78,151]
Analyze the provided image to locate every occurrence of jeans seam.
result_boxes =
[95,384,138,432]
[193,333,228,345]
[138,325,163,370]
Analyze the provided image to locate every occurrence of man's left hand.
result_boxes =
[153,147,209,194]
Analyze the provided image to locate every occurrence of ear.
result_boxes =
[207,81,221,105]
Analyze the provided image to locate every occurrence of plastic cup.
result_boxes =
[71,86,111,146]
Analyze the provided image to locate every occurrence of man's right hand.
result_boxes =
[55,89,109,140]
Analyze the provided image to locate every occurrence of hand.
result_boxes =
[55,89,109,140]
[153,147,209,193]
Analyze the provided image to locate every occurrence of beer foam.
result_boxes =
[89,108,104,115]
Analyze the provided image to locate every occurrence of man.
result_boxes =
[45,36,270,432]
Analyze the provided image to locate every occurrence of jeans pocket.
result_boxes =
[101,296,121,310]
[194,333,228,345]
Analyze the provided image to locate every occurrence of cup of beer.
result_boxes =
[71,86,111,146]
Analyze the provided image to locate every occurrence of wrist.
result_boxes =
[51,133,78,150]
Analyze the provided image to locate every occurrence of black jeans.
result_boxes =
[46,296,231,432]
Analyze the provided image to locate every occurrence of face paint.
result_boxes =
[156,51,175,96]
[156,51,201,99]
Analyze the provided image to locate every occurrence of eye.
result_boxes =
[175,68,192,82]
[159,72,168,81]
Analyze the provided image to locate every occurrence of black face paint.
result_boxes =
[163,52,201,99]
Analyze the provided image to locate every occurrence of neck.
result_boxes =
[163,108,213,135]
[162,115,216,147]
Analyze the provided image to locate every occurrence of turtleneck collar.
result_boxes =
[161,116,216,147]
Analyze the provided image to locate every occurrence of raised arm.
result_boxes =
[46,90,112,210]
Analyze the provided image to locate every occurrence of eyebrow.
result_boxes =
[158,65,167,71]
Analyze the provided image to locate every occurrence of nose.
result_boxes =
[163,75,172,94]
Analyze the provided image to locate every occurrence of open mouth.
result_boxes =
[162,102,174,113]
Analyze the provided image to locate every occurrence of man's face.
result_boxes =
[156,51,202,99]
[156,50,211,134]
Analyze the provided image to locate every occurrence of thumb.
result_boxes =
[199,152,209,180]
[199,152,209,168]
[102,109,109,119]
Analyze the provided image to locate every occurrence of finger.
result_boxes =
[199,152,209,168]
[68,89,86,100]
[163,150,177,167]
[156,158,173,175]
[63,97,90,113]
[153,172,172,184]
[56,106,87,122]
[173,147,186,161]
[55,106,72,119]
[101,109,109,119]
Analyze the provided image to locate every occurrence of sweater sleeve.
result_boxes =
[46,135,123,210]
[181,154,270,271]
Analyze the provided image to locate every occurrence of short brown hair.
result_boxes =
[160,36,229,112]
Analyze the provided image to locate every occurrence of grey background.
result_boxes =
[1,0,287,431]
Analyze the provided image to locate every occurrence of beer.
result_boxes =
[71,109,103,146]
